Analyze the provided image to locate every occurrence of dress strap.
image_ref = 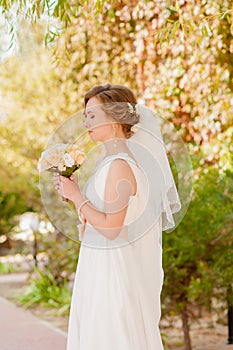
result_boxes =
[82,153,139,196]
[101,152,139,168]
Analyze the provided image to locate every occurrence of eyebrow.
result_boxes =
[83,110,95,117]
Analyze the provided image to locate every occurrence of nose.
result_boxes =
[82,119,89,129]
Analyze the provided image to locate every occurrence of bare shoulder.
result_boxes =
[108,158,134,177]
[106,158,137,196]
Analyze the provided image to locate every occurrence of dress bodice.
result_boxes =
[78,152,150,248]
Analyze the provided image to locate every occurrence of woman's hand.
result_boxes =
[52,173,81,203]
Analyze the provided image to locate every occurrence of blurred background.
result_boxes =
[0,1,232,349]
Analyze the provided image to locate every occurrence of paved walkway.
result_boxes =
[0,296,67,350]
[0,271,232,350]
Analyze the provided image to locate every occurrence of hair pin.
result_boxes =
[127,102,134,114]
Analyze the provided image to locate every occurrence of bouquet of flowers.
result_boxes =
[38,143,86,177]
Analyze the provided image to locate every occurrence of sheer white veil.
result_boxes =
[126,104,186,232]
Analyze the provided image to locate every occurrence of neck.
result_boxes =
[103,138,129,156]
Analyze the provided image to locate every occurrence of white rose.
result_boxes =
[63,153,75,167]
[58,162,65,171]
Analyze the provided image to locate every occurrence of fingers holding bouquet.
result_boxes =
[58,174,81,202]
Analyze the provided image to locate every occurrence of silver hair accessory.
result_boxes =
[127,102,134,114]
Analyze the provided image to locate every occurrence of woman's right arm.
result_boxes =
[74,159,136,240]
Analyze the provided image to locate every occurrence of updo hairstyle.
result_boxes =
[84,84,140,139]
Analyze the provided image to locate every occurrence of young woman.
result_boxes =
[53,84,180,350]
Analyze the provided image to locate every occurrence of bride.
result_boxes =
[53,84,181,350]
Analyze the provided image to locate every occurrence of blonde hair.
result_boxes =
[84,84,140,139]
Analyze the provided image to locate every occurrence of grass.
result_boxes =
[0,261,16,274]
[14,267,72,316]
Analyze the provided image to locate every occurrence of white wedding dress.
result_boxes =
[66,152,164,350]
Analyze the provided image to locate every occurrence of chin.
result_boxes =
[89,133,98,141]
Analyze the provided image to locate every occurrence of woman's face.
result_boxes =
[84,97,115,142]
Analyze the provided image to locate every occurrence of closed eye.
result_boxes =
[83,111,95,119]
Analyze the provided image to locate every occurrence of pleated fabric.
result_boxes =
[66,153,164,350]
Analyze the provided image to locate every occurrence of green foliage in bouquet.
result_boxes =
[48,164,81,178]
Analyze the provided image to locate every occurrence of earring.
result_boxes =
[113,125,117,148]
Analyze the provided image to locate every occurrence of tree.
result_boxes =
[162,164,233,350]
[0,191,29,237]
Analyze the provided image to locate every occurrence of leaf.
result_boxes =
[225,14,231,24]
[108,7,115,19]
[201,23,209,37]
[170,20,180,39]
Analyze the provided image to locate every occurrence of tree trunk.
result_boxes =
[181,304,192,350]
[227,284,233,344]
